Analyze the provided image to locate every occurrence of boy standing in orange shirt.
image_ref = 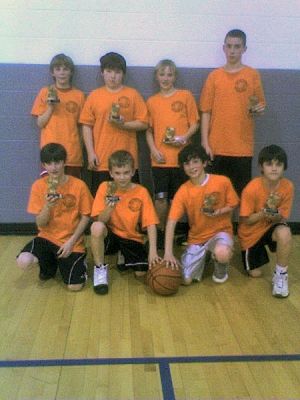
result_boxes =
[31,54,85,178]
[80,52,148,196]
[200,29,266,195]
[16,143,93,291]
[146,59,199,247]
[238,145,294,298]
[90,150,160,295]
[164,144,239,284]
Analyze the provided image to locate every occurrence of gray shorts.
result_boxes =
[181,232,233,281]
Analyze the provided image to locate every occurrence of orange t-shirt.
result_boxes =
[79,86,148,171]
[91,182,159,243]
[238,177,294,250]
[200,66,265,156]
[147,89,199,167]
[168,174,239,244]
[31,87,85,166]
[28,176,93,253]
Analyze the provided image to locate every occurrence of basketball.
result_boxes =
[147,260,182,295]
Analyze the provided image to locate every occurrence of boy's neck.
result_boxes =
[223,61,245,73]
[262,176,281,191]
[160,87,177,97]
[116,181,135,192]
[55,82,72,90]
[105,85,123,93]
[190,171,207,186]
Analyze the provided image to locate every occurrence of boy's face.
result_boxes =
[109,164,135,190]
[43,160,65,180]
[102,68,124,90]
[156,66,176,92]
[182,157,206,180]
[51,64,72,87]
[261,160,285,182]
[223,37,246,64]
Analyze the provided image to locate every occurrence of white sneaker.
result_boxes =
[272,271,289,298]
[94,264,109,295]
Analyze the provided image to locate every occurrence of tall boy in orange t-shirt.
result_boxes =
[90,150,160,295]
[16,143,93,291]
[146,59,199,247]
[31,54,85,178]
[238,145,294,298]
[164,144,239,285]
[80,52,148,196]
[200,29,266,195]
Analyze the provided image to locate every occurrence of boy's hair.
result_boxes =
[154,59,177,77]
[258,144,288,170]
[50,53,75,80]
[40,143,67,164]
[100,52,127,74]
[178,144,209,168]
[225,29,247,47]
[108,150,134,171]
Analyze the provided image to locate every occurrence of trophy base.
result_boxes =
[163,138,180,146]
[264,208,278,216]
[106,195,120,203]
[202,207,214,215]
[48,98,60,104]
[48,193,62,200]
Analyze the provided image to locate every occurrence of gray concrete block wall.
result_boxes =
[0,64,299,224]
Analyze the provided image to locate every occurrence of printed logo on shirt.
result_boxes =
[66,101,79,113]
[62,194,76,208]
[171,101,185,113]
[128,198,142,212]
[235,79,248,92]
[118,96,130,109]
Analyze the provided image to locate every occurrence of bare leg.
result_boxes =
[90,221,107,265]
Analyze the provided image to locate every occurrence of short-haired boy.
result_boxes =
[200,29,266,195]
[90,150,160,295]
[238,145,294,297]
[164,144,239,284]
[16,143,93,291]
[146,59,199,247]
[31,54,85,178]
[80,52,148,196]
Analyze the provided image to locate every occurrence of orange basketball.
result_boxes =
[147,260,182,295]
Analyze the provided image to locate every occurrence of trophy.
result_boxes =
[248,95,259,114]
[106,181,120,203]
[163,127,177,145]
[47,176,62,199]
[47,85,60,104]
[264,192,280,216]
[202,193,218,215]
[110,103,121,121]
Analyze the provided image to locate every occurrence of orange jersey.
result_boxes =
[79,86,148,171]
[238,177,294,250]
[147,90,199,167]
[31,86,85,166]
[28,176,93,253]
[92,182,159,243]
[169,174,239,244]
[200,66,265,156]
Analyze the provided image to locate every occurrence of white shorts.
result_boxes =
[181,232,233,281]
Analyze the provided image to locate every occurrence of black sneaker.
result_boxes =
[39,272,54,281]
[175,233,188,246]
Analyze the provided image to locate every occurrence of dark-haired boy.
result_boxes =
[80,52,148,196]
[238,145,294,297]
[31,54,85,178]
[16,143,93,291]
[200,29,266,195]
[164,144,239,284]
[90,150,160,295]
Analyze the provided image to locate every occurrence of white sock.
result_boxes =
[275,264,288,274]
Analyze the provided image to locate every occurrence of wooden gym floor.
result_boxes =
[0,235,300,399]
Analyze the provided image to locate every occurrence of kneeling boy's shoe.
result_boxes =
[212,262,228,283]
[116,251,128,273]
[39,272,55,281]
[94,264,109,295]
[272,271,289,298]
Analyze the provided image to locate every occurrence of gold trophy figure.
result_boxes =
[47,85,60,104]
[106,181,120,204]
[163,127,177,145]
[47,176,62,199]
[248,95,259,115]
[202,193,218,215]
[264,192,280,215]
[110,103,121,121]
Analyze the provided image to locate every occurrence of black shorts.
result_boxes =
[20,237,87,285]
[91,170,139,197]
[105,230,148,272]
[152,167,187,200]
[206,155,252,196]
[241,223,289,271]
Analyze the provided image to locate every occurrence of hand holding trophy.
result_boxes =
[202,193,218,216]
[47,85,60,104]
[163,127,181,146]
[264,192,280,216]
[47,176,62,201]
[248,95,259,115]
[106,181,120,205]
